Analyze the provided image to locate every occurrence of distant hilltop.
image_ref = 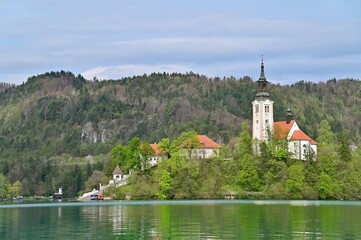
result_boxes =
[0,70,360,161]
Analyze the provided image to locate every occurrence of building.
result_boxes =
[149,135,222,163]
[190,135,222,158]
[149,143,163,167]
[252,60,317,160]
[112,165,123,180]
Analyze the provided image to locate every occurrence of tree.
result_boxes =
[110,144,132,171]
[238,157,260,191]
[0,174,10,199]
[139,142,155,170]
[266,127,289,161]
[85,170,109,191]
[317,172,335,199]
[158,138,173,159]
[237,122,253,158]
[317,119,335,146]
[285,164,305,199]
[9,180,21,198]
[337,131,352,162]
[174,130,201,159]
[158,169,171,199]
[86,161,93,178]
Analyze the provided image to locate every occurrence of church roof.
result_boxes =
[197,135,222,149]
[291,130,317,145]
[113,165,122,175]
[273,120,317,145]
[150,143,161,155]
[274,120,295,138]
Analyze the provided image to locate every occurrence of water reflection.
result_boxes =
[0,200,361,239]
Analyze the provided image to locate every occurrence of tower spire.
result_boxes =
[260,54,266,80]
[255,56,270,99]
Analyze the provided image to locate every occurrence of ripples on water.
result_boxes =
[0,200,361,239]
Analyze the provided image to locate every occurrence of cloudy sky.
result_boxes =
[1,0,360,85]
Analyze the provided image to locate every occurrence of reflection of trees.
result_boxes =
[1,203,361,238]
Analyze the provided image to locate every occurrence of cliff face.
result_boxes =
[0,71,360,161]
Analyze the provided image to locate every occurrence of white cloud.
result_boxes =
[81,64,193,80]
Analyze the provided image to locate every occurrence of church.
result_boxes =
[252,60,317,160]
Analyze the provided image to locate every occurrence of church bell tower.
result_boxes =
[252,58,274,145]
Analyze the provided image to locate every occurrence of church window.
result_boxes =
[303,144,307,155]
[265,119,269,124]
[255,105,259,113]
[256,120,259,124]
[294,142,298,153]
[265,105,270,112]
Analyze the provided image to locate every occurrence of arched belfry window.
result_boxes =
[265,105,270,112]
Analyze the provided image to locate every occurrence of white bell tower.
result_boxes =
[252,58,274,148]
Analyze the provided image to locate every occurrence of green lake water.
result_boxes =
[1,200,361,239]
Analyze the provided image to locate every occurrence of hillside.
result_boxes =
[0,71,360,162]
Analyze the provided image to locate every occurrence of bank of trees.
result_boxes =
[113,121,361,200]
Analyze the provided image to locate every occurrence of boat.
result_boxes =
[53,187,63,200]
[90,193,104,200]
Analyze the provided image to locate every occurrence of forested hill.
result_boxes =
[0,71,360,161]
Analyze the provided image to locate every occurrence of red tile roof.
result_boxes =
[274,120,295,138]
[150,144,161,155]
[197,135,222,149]
[291,130,317,145]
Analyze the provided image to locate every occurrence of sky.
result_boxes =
[0,0,360,85]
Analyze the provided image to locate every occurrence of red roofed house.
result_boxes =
[149,143,163,167]
[191,135,222,158]
[252,59,317,160]
[148,135,221,165]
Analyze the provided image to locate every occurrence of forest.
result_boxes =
[0,71,360,199]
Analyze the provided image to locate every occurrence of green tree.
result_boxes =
[285,164,305,199]
[85,170,109,191]
[139,142,155,170]
[174,130,200,159]
[238,157,260,191]
[337,131,352,162]
[267,127,289,161]
[0,174,10,199]
[110,144,132,171]
[86,161,93,178]
[158,138,173,158]
[237,122,253,158]
[9,180,21,198]
[158,169,171,199]
[317,172,335,199]
[317,119,335,146]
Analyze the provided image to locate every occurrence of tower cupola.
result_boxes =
[285,108,294,124]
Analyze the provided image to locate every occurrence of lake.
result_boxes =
[1,200,361,239]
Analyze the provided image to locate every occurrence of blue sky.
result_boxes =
[0,0,360,85]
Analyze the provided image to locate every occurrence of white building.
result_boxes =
[252,60,317,160]
[149,143,163,167]
[112,165,123,180]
